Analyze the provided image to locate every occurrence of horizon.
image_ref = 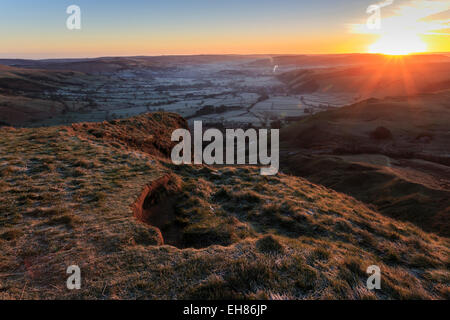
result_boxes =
[2,51,450,61]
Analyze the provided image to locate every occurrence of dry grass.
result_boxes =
[0,113,448,300]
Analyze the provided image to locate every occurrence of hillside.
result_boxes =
[0,55,263,74]
[0,112,448,299]
[248,53,450,68]
[0,64,88,93]
[281,90,450,236]
[0,64,99,126]
[278,60,450,99]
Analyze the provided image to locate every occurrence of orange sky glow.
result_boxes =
[0,0,448,58]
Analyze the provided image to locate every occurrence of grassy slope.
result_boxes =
[0,64,99,126]
[280,91,450,236]
[0,64,88,92]
[281,154,450,237]
[278,61,450,98]
[0,113,448,299]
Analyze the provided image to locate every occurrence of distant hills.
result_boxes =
[248,53,450,68]
[1,53,449,74]
[277,59,450,98]
[0,65,93,126]
[0,55,269,74]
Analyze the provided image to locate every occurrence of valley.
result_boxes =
[5,54,448,128]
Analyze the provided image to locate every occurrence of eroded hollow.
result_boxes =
[132,174,184,247]
[132,171,251,249]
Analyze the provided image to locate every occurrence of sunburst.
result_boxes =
[368,33,427,55]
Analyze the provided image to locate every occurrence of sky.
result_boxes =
[0,0,448,58]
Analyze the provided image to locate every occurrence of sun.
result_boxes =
[360,0,449,56]
[369,33,427,55]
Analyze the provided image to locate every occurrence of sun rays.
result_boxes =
[368,33,427,55]
[350,0,449,55]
